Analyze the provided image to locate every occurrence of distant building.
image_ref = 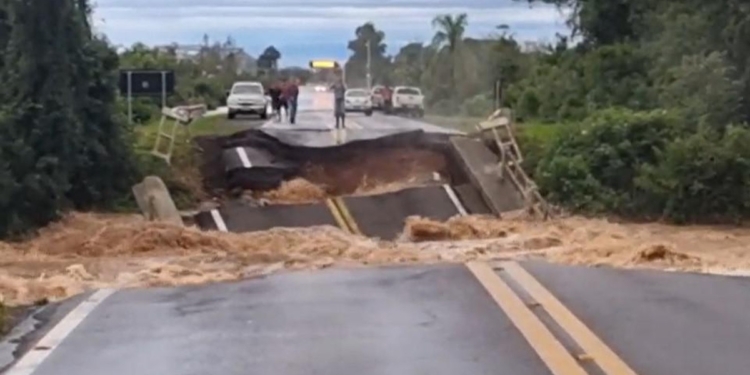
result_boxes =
[233,50,258,76]
[155,42,258,75]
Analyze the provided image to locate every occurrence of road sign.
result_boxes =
[118,70,175,96]
[118,69,175,125]
[309,60,338,69]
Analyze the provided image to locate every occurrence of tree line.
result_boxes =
[347,2,750,222]
[120,40,310,124]
[343,15,510,117]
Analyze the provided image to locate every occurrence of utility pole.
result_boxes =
[365,40,372,89]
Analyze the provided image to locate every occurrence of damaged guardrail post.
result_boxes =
[152,104,207,164]
[475,108,550,218]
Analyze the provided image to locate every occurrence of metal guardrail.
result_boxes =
[152,104,207,164]
[475,108,550,219]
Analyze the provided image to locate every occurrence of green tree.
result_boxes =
[344,22,392,87]
[0,0,83,235]
[259,45,281,70]
[0,0,138,237]
[392,42,426,86]
[430,13,468,100]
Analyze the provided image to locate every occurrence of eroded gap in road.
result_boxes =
[248,146,453,205]
[5,124,749,309]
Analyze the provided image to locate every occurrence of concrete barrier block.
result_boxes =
[131,175,183,226]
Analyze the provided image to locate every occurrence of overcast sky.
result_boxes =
[92,0,569,66]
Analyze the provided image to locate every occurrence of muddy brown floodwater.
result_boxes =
[2,212,750,306]
[250,147,449,204]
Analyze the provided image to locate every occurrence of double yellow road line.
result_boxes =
[467,261,638,375]
[326,197,362,235]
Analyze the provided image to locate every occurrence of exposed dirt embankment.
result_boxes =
[249,147,448,204]
[2,212,750,306]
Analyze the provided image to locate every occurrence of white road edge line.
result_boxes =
[210,209,228,232]
[443,184,468,216]
[5,289,116,375]
[235,147,252,168]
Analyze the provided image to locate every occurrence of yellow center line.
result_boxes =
[465,261,588,375]
[325,198,351,233]
[502,261,639,375]
[333,197,362,235]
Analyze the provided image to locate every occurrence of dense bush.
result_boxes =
[636,126,750,222]
[534,107,750,222]
[536,109,679,214]
[461,94,493,117]
[0,0,138,238]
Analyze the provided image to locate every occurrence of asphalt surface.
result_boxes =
[195,200,339,232]
[260,109,462,135]
[523,261,750,375]
[4,262,750,375]
[195,185,469,238]
[342,185,462,239]
[450,136,525,214]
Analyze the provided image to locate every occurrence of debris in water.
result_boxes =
[404,215,513,241]
[254,178,327,204]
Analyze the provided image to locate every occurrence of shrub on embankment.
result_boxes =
[531,108,750,223]
[0,1,139,239]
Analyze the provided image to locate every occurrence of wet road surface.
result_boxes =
[3,261,750,375]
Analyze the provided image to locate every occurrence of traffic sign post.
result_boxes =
[308,60,345,83]
[118,69,176,124]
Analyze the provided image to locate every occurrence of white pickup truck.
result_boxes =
[391,86,424,117]
[226,81,268,120]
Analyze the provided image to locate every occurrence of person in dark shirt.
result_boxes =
[267,83,283,121]
[284,77,300,124]
[331,78,346,128]
[382,85,393,114]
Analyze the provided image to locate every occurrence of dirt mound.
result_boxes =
[247,147,448,204]
[254,178,328,204]
[404,215,515,241]
[302,147,447,195]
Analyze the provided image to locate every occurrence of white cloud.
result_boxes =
[93,1,567,44]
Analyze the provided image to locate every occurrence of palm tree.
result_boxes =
[431,13,468,98]
[431,13,468,53]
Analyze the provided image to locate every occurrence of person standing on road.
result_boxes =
[332,78,346,128]
[382,85,393,114]
[285,77,300,124]
[267,82,283,121]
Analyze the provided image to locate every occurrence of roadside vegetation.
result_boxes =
[120,41,308,125]
[348,1,750,223]
[0,0,304,239]
[3,0,750,242]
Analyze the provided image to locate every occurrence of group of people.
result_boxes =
[267,78,300,124]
